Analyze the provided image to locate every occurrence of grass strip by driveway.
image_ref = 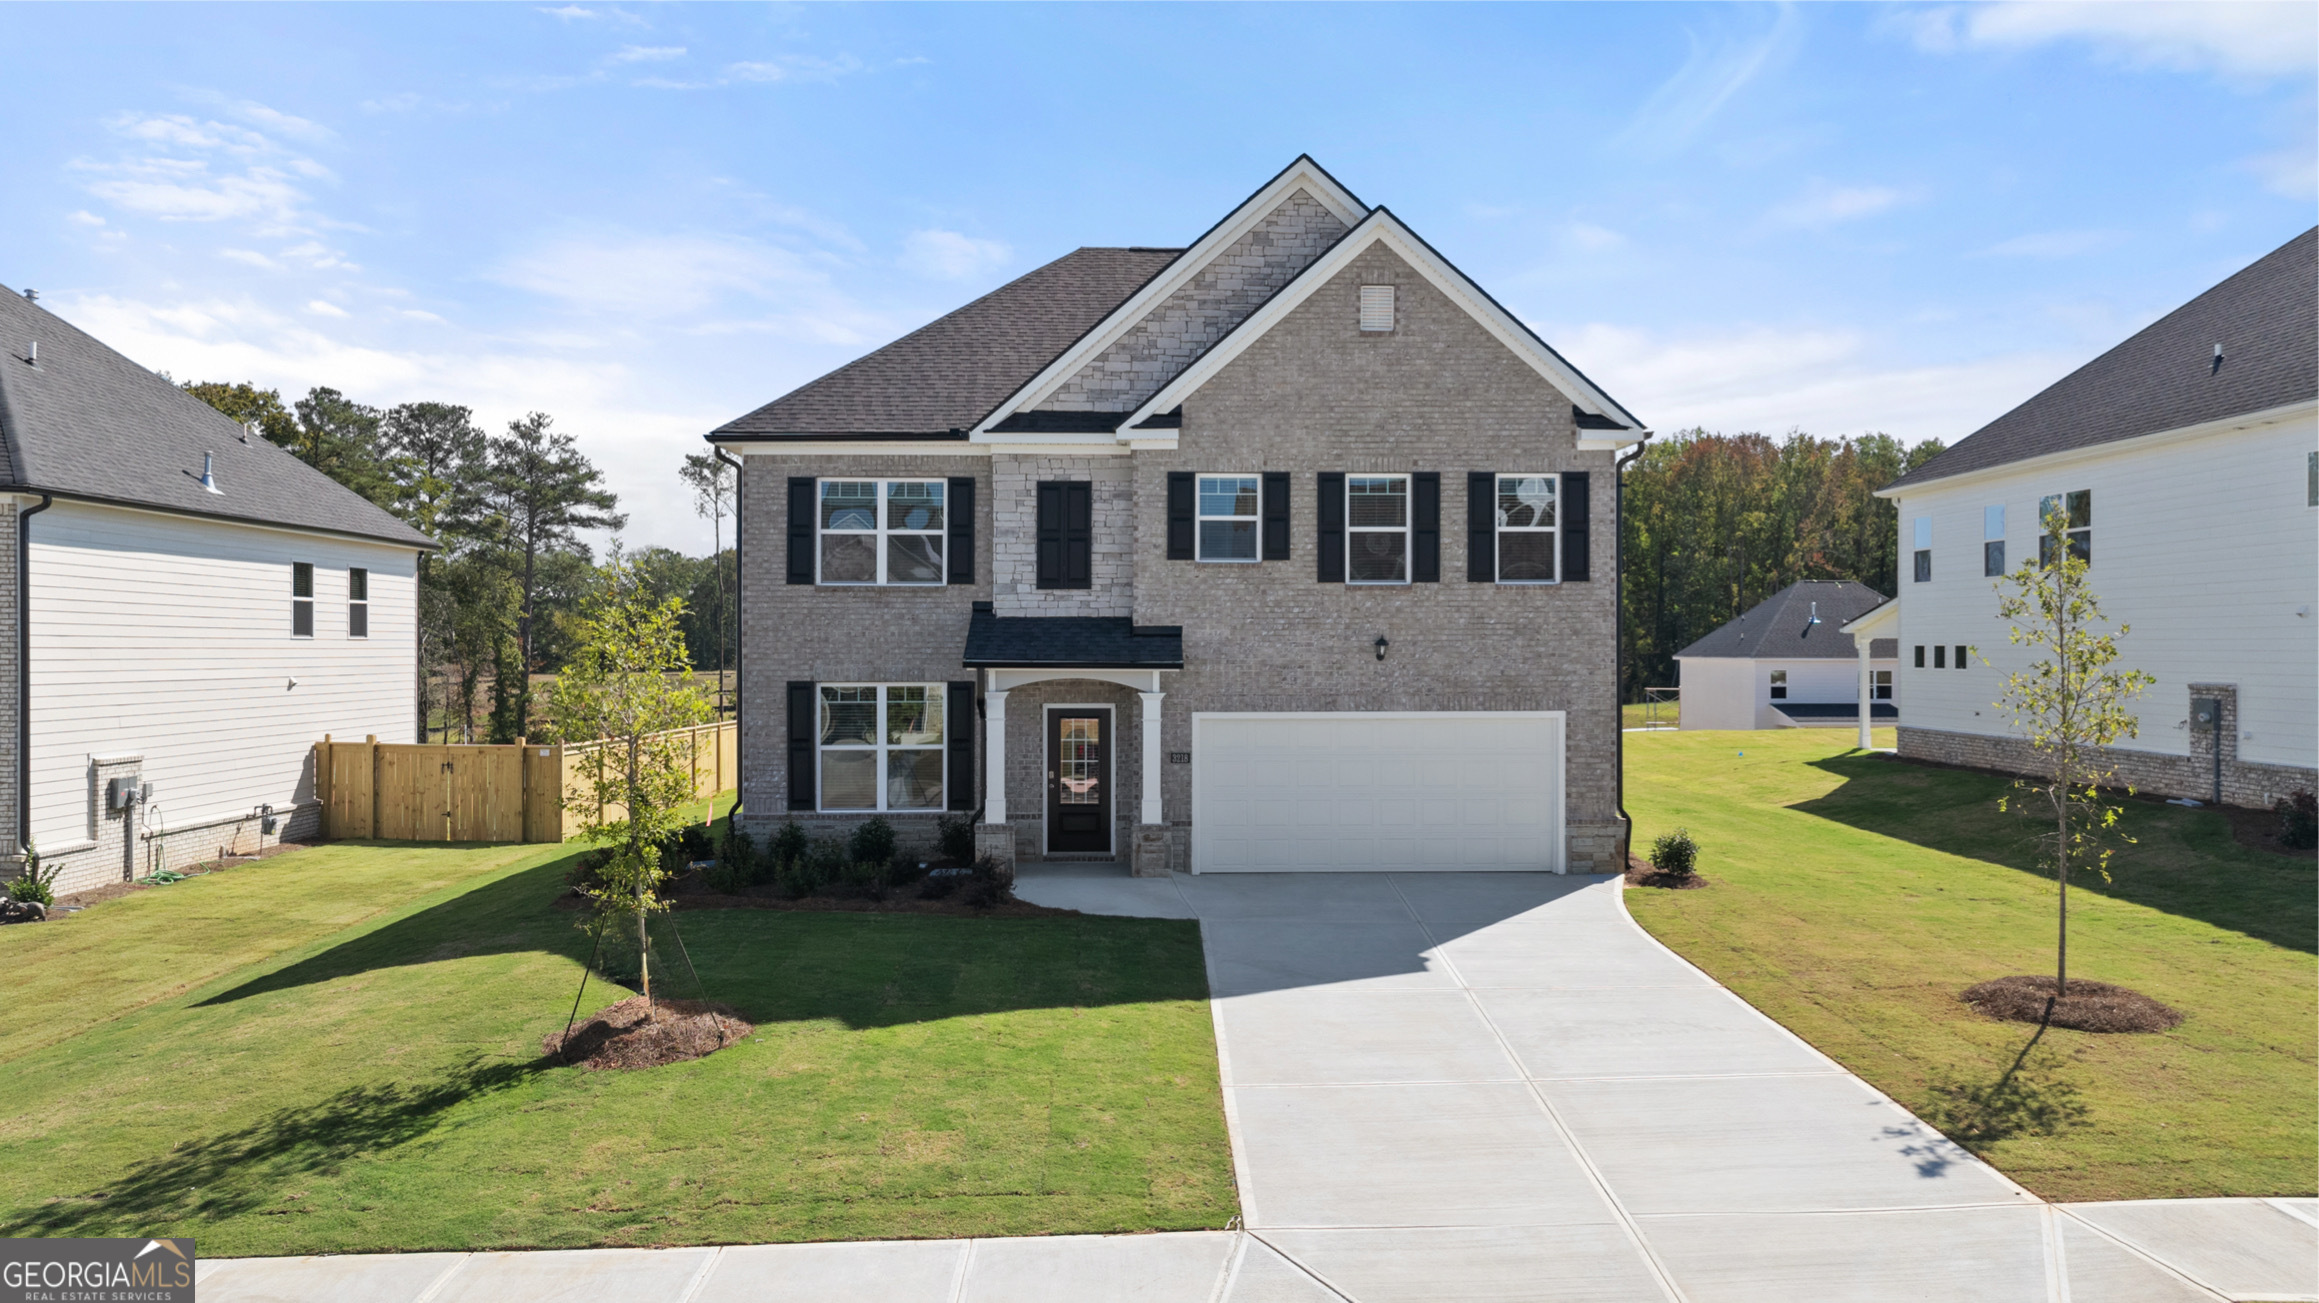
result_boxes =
[1625,729,2316,1203]
[0,818,1234,1255]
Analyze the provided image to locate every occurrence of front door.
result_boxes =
[1047,711,1111,854]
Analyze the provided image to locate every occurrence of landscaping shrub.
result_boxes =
[835,857,889,902]
[5,842,58,907]
[1649,828,1699,879]
[918,870,961,901]
[770,818,809,871]
[2277,789,2317,850]
[565,848,611,896]
[779,836,848,899]
[963,854,1015,909]
[936,813,977,865]
[715,820,760,885]
[849,817,897,869]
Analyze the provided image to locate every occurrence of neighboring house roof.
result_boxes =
[1674,580,1894,660]
[1887,227,2318,491]
[710,247,1182,440]
[0,287,434,549]
[962,604,1184,669]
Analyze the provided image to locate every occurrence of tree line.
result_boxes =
[182,381,734,742]
[1619,429,1947,701]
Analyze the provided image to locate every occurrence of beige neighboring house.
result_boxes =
[1675,581,1897,733]
[1863,227,2317,808]
[0,286,434,897]
[710,157,1651,875]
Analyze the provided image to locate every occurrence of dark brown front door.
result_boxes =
[1047,711,1111,854]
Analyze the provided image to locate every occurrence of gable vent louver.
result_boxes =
[1359,284,1395,332]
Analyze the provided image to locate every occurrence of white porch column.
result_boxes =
[1138,691,1165,825]
[984,690,1010,824]
[1856,639,1874,751]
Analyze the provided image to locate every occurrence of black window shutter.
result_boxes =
[786,681,816,809]
[1561,471,1591,581]
[1166,472,1195,559]
[1036,482,1063,588]
[1261,471,1291,560]
[786,477,816,585]
[946,476,975,584]
[1316,472,1345,582]
[946,681,976,812]
[1467,472,1496,582]
[1412,472,1440,582]
[1064,482,1092,588]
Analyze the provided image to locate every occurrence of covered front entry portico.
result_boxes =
[963,605,1183,877]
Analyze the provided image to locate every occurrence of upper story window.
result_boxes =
[1347,475,1409,584]
[1982,505,2006,577]
[818,684,943,812]
[820,480,944,585]
[1495,475,1558,583]
[1769,669,1788,700]
[1198,475,1259,562]
[1911,517,1931,583]
[2039,490,2090,566]
[291,562,314,637]
[348,567,369,638]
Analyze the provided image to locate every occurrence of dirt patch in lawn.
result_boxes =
[1962,976,2183,1034]
[543,995,754,1070]
[1624,853,1709,890]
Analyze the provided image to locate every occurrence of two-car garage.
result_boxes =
[1189,712,1566,873]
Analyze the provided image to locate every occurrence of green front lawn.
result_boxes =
[0,817,1235,1255]
[1625,729,2317,1202]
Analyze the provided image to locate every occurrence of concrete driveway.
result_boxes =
[200,869,2314,1303]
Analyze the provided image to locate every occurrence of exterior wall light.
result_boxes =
[1374,635,1389,661]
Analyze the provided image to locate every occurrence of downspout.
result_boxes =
[17,493,50,856]
[1613,436,1650,874]
[714,446,744,826]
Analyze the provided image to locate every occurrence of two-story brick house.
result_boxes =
[709,158,1648,875]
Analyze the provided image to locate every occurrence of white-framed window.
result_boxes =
[818,479,945,585]
[1873,669,1893,700]
[2038,490,2090,566]
[1197,474,1260,562]
[1911,517,1931,583]
[291,562,314,637]
[1495,474,1558,583]
[818,684,944,812]
[1769,669,1788,700]
[1982,505,2006,577]
[348,567,369,638]
[1346,474,1409,584]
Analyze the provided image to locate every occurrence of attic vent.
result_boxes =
[1359,284,1395,332]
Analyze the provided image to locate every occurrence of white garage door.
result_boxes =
[1191,712,1565,873]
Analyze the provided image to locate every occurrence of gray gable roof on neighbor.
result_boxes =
[1888,228,2318,491]
[0,286,433,548]
[712,247,1182,439]
[1675,581,1894,661]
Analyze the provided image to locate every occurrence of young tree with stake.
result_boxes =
[1992,500,2154,997]
[547,551,714,1006]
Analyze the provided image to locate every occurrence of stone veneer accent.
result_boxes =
[1898,683,2315,811]
[990,454,1134,617]
[1038,190,1348,413]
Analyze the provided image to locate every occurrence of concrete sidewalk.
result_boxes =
[198,868,2316,1303]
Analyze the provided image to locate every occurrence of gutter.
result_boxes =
[1613,436,1652,873]
[714,446,744,825]
[18,493,49,855]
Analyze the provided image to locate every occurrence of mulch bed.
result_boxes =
[553,871,1081,920]
[542,995,754,1070]
[1624,853,1709,890]
[1961,975,2183,1034]
[2219,802,2318,860]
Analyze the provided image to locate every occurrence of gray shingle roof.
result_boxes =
[1888,228,2318,491]
[962,605,1184,669]
[1675,581,1894,661]
[712,247,1182,439]
[0,286,433,548]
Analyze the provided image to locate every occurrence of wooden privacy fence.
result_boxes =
[318,721,737,843]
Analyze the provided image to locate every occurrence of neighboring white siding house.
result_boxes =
[1878,227,2317,808]
[1676,581,1897,732]
[0,286,435,896]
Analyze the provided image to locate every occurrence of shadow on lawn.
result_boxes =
[195,853,1212,1029]
[1795,750,2317,955]
[4,1056,550,1239]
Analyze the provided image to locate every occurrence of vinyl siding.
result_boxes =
[26,500,419,851]
[1890,412,2318,769]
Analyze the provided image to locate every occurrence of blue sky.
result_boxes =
[0,2,2311,554]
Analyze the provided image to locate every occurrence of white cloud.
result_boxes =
[202,96,336,145]
[68,211,106,227]
[898,229,1011,281]
[1556,321,2072,444]
[2243,144,2318,198]
[398,309,449,324]
[1765,182,1911,229]
[1974,228,2124,258]
[1899,2,2317,78]
[613,44,685,63]
[77,109,333,231]
[305,299,349,318]
[1615,5,1803,154]
[219,248,280,270]
[725,54,864,84]
[1560,222,1627,253]
[492,231,828,317]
